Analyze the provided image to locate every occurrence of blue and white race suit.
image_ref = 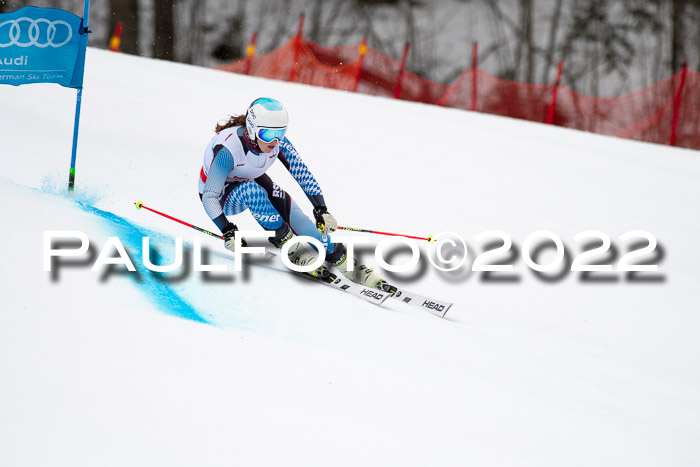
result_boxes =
[198,126,337,254]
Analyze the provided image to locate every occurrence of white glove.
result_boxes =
[222,224,247,252]
[313,206,337,235]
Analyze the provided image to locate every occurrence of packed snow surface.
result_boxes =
[1,48,699,466]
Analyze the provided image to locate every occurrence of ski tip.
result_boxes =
[439,302,454,318]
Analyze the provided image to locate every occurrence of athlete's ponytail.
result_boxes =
[214,114,246,133]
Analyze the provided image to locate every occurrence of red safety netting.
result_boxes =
[218,36,699,151]
[219,36,363,92]
[439,68,556,122]
[353,47,400,98]
[675,69,700,149]
[557,73,678,145]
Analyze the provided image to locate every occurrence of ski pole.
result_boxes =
[134,201,224,240]
[337,226,434,243]
[134,202,433,244]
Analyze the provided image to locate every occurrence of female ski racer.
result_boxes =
[198,97,386,290]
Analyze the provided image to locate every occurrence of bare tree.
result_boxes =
[1,0,28,13]
[42,0,689,94]
[617,0,665,86]
[694,2,700,71]
[154,0,174,60]
[211,1,247,63]
[307,0,325,43]
[541,0,563,82]
[176,0,213,65]
[517,0,534,83]
[485,1,516,80]
[671,0,687,71]
[353,0,400,59]
[560,0,640,95]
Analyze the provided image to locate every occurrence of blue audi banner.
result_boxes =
[0,6,88,89]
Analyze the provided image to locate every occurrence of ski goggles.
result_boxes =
[257,127,286,143]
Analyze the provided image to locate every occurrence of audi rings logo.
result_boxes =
[0,17,73,48]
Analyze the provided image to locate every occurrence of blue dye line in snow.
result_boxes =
[76,202,209,325]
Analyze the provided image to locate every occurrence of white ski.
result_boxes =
[246,251,449,313]
[322,274,391,306]
[251,250,390,306]
[389,288,453,318]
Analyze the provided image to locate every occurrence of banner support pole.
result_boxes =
[68,0,91,194]
[68,87,83,193]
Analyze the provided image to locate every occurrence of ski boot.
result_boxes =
[330,244,388,291]
[270,225,329,280]
[287,242,330,280]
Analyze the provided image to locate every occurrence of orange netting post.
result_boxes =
[471,42,478,111]
[288,14,305,83]
[546,61,564,124]
[394,42,410,99]
[670,60,688,146]
[243,33,258,76]
[353,36,368,93]
[109,21,123,52]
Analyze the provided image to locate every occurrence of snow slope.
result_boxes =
[1,48,699,466]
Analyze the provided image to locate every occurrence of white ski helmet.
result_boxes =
[245,97,289,143]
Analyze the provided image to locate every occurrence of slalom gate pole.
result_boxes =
[337,226,434,243]
[67,88,83,193]
[135,201,224,240]
[68,0,92,193]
